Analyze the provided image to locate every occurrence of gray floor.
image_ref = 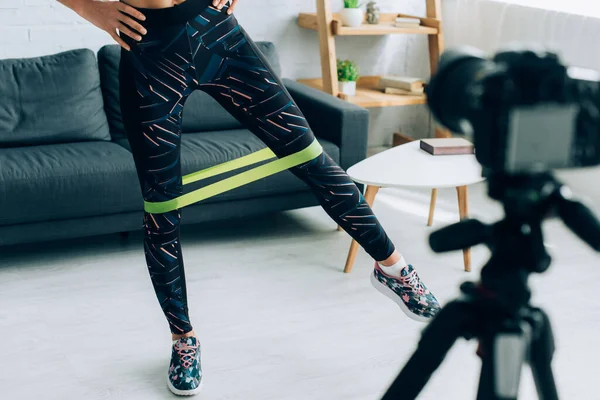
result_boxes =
[1,183,598,400]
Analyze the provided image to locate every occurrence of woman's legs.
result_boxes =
[119,29,196,337]
[119,25,204,395]
[117,1,439,394]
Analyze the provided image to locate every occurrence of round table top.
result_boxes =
[347,141,485,189]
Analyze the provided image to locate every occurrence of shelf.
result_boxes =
[298,12,439,36]
[297,76,427,108]
[334,21,438,36]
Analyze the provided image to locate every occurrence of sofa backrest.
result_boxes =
[97,42,282,140]
[0,49,111,147]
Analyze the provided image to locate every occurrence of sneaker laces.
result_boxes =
[175,341,198,370]
[400,270,426,295]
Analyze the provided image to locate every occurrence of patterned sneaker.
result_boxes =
[167,337,203,396]
[371,262,441,322]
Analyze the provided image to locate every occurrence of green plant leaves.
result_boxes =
[337,59,359,82]
[343,0,362,8]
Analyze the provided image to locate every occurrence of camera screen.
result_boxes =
[506,105,579,173]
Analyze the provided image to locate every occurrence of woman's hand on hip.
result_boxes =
[78,1,147,51]
[213,0,238,15]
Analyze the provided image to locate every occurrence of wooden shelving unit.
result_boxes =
[296,0,450,138]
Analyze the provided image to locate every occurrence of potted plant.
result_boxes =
[337,59,359,96]
[340,0,364,28]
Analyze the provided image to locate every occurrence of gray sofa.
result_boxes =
[0,43,369,247]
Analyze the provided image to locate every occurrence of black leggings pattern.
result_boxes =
[119,0,395,334]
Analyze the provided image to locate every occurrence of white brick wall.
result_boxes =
[0,0,434,146]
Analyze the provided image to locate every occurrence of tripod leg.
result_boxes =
[529,309,559,400]
[476,325,529,400]
[381,300,475,400]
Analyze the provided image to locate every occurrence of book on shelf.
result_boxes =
[395,17,421,24]
[394,17,421,28]
[394,22,423,28]
[420,138,474,156]
[383,87,424,95]
[379,76,425,92]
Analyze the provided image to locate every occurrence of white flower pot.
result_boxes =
[339,81,357,96]
[340,8,364,28]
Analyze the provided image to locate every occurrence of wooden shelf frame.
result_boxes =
[296,0,449,123]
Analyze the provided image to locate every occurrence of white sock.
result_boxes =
[378,256,408,278]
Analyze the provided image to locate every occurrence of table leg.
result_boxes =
[343,185,380,274]
[427,188,438,227]
[456,185,471,272]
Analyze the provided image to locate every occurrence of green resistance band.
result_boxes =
[144,139,323,214]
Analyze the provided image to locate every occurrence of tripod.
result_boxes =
[382,173,600,400]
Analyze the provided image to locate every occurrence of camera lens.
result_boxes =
[427,48,490,134]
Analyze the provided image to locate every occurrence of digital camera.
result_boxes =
[426,46,600,175]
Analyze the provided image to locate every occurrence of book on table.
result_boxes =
[419,138,475,156]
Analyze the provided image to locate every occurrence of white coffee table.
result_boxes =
[343,140,485,273]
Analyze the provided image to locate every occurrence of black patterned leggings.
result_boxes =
[119,0,395,334]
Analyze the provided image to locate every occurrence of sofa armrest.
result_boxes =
[283,79,369,170]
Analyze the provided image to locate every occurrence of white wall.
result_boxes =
[0,0,436,148]
[492,0,597,18]
[443,0,600,70]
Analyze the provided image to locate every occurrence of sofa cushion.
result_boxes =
[0,49,110,147]
[97,42,282,139]
[115,129,340,204]
[0,142,141,226]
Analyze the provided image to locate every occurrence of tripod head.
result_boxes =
[430,173,600,311]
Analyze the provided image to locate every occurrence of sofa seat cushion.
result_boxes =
[0,49,110,147]
[116,129,340,205]
[0,142,141,226]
